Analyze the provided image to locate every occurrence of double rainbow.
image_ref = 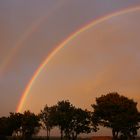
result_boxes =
[16,6,140,112]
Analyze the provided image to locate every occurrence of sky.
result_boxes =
[22,10,140,111]
[0,0,140,136]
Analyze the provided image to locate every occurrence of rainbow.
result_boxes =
[0,0,65,77]
[16,6,140,112]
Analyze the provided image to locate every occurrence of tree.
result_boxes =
[40,105,57,140]
[91,92,140,140]
[55,100,74,140]
[0,113,23,137]
[9,112,23,136]
[118,111,140,140]
[21,111,41,140]
[54,100,97,140]
[68,108,94,140]
[0,116,13,136]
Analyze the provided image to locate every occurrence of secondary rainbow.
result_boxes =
[16,6,140,112]
[0,1,65,77]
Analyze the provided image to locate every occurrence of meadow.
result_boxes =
[5,137,98,140]
[5,136,140,140]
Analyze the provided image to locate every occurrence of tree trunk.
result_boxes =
[116,131,119,139]
[65,130,70,140]
[112,129,118,140]
[75,133,78,140]
[112,129,115,140]
[46,129,49,140]
[49,129,50,139]
[61,129,63,140]
[72,132,78,140]
[72,132,74,140]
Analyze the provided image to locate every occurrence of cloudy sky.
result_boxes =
[0,0,140,135]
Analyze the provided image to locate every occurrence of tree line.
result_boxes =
[0,92,140,140]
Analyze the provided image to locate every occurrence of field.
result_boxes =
[5,136,140,140]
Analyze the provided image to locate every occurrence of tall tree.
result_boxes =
[9,112,23,136]
[68,108,94,140]
[40,105,57,140]
[0,116,13,136]
[91,92,140,140]
[54,100,97,140]
[55,100,74,140]
[21,111,41,140]
[0,113,23,137]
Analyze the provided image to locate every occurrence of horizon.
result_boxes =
[0,0,140,137]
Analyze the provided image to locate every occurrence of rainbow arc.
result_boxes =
[16,6,140,112]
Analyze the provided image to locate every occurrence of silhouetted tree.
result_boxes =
[91,92,140,140]
[0,116,12,136]
[0,113,23,138]
[40,105,57,140]
[118,111,140,140]
[68,108,95,140]
[55,100,74,140]
[54,100,96,140]
[9,112,23,136]
[21,111,41,140]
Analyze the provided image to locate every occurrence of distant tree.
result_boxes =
[91,92,140,140]
[21,111,41,140]
[40,105,57,140]
[9,112,23,136]
[118,111,140,140]
[68,108,95,140]
[55,100,74,140]
[54,100,97,140]
[0,113,23,137]
[0,116,13,136]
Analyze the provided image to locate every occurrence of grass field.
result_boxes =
[5,136,140,140]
